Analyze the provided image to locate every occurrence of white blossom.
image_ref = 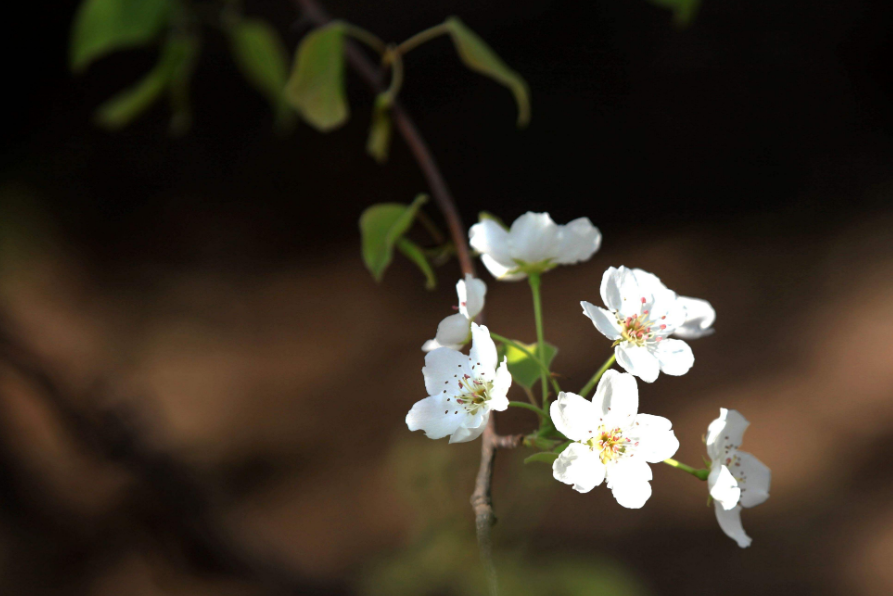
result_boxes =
[706,408,771,548]
[581,266,694,383]
[630,268,716,339]
[469,212,601,281]
[422,275,487,352]
[549,370,679,508]
[406,323,510,443]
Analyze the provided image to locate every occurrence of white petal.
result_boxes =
[422,339,443,352]
[735,451,771,508]
[600,266,643,315]
[631,414,680,463]
[405,395,464,440]
[607,456,653,485]
[673,296,716,339]
[468,323,498,376]
[469,220,513,265]
[610,480,652,509]
[480,253,526,281]
[655,339,694,376]
[615,344,660,383]
[430,313,471,351]
[458,275,487,319]
[550,392,598,441]
[449,411,489,443]
[714,503,752,548]
[581,301,622,340]
[489,358,512,411]
[552,443,606,493]
[554,217,602,265]
[631,268,667,293]
[423,347,471,396]
[708,464,742,510]
[706,408,750,462]
[648,288,684,330]
[508,212,560,264]
[593,369,639,427]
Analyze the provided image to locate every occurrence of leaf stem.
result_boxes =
[380,44,404,105]
[578,354,616,398]
[396,22,451,56]
[489,331,560,396]
[527,273,548,406]
[508,401,545,416]
[341,22,387,54]
[663,458,710,481]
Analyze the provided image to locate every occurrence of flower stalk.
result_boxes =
[579,354,616,398]
[663,458,709,481]
[528,272,548,406]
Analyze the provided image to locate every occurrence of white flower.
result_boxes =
[549,370,679,508]
[705,408,771,548]
[422,275,487,351]
[581,266,694,383]
[406,323,511,443]
[629,268,716,339]
[469,212,601,281]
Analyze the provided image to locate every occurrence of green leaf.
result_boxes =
[554,440,572,454]
[94,36,196,130]
[285,22,348,131]
[227,18,292,125]
[359,194,428,282]
[396,237,436,290]
[524,452,559,465]
[366,94,393,163]
[70,0,172,72]
[444,16,530,127]
[502,340,557,390]
[647,0,702,27]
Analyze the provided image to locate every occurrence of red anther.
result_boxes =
[464,374,471,379]
[644,310,649,314]
[660,324,666,329]
[451,305,459,310]
[641,297,646,304]
[661,315,666,320]
[461,301,467,306]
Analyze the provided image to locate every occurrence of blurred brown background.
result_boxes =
[3,0,893,594]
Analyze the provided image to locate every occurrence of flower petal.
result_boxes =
[426,313,470,352]
[610,480,652,509]
[600,266,643,315]
[480,254,526,281]
[508,212,560,264]
[469,220,513,266]
[607,458,654,509]
[615,343,660,383]
[706,408,750,462]
[736,451,771,508]
[631,268,667,294]
[550,392,597,441]
[423,347,472,396]
[468,323,498,376]
[631,414,680,463]
[714,503,752,548]
[593,369,639,427]
[458,275,487,319]
[489,358,512,411]
[655,338,694,376]
[405,395,464,440]
[674,296,716,339]
[552,442,606,493]
[554,217,601,265]
[581,301,622,340]
[708,464,742,510]
[449,410,490,443]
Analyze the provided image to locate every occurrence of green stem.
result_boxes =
[527,272,548,407]
[342,22,387,54]
[489,332,560,397]
[578,354,616,398]
[395,22,451,56]
[508,401,545,416]
[663,458,709,481]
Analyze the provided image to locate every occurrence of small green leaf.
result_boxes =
[70,0,173,72]
[94,36,196,130]
[366,94,393,163]
[227,18,292,124]
[359,194,428,282]
[502,340,557,390]
[524,452,559,465]
[444,16,530,127]
[478,211,508,230]
[648,0,702,27]
[285,22,348,132]
[396,237,436,290]
[554,440,572,454]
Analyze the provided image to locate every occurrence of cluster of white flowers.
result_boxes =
[405,211,770,547]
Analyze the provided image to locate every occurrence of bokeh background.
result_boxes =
[4,0,893,594]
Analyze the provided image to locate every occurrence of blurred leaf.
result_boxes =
[167,36,199,135]
[285,22,348,131]
[366,94,393,163]
[396,237,436,290]
[94,36,197,130]
[478,211,508,230]
[444,17,530,127]
[70,0,172,72]
[502,340,557,390]
[227,18,293,126]
[359,194,428,282]
[648,0,702,27]
[524,452,559,465]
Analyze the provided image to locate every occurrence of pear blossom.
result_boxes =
[706,408,771,548]
[629,268,716,339]
[406,323,510,443]
[581,266,694,383]
[422,275,487,351]
[469,212,601,281]
[549,370,679,508]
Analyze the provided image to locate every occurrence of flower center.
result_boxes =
[455,374,493,415]
[613,297,667,348]
[584,426,630,464]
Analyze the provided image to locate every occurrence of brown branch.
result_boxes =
[292,2,521,593]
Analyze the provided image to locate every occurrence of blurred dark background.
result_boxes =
[2,0,893,594]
